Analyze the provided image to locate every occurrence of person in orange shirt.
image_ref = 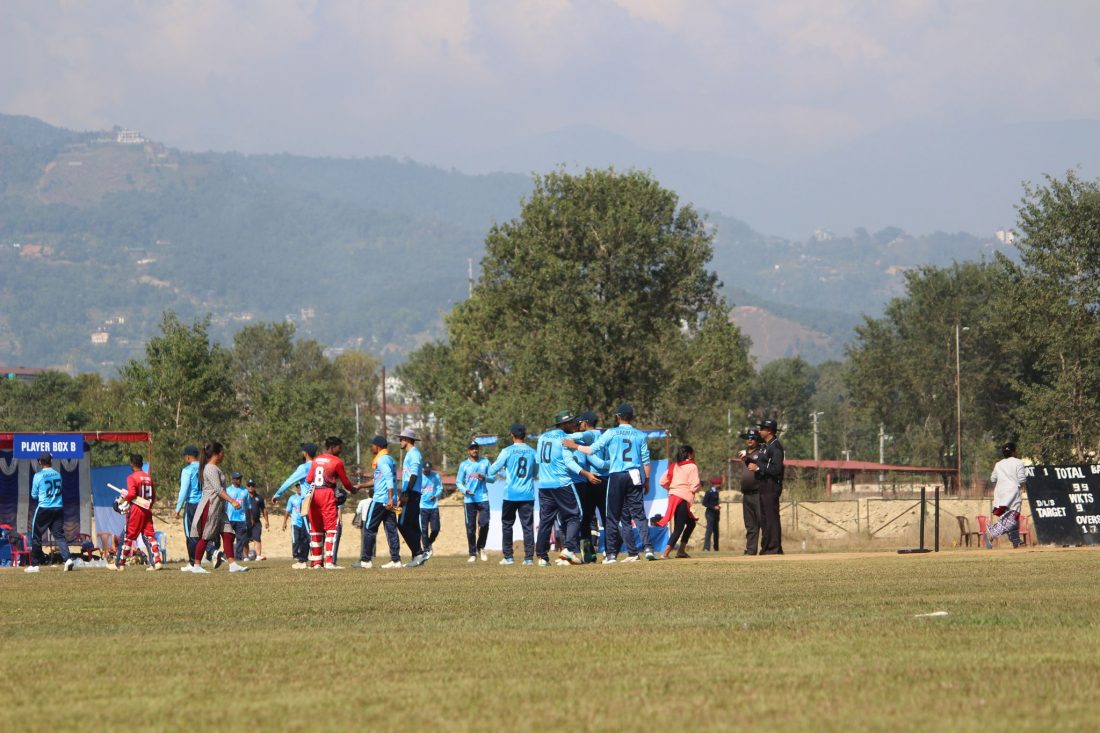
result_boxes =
[657,445,702,558]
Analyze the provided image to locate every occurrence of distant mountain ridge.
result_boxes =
[0,113,1015,372]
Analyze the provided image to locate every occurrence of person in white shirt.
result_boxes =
[986,442,1027,548]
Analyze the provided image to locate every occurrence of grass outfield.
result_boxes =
[2,549,1098,732]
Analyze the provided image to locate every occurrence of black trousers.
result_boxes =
[704,509,720,551]
[668,501,697,547]
[576,480,606,548]
[184,502,199,563]
[397,491,423,556]
[501,499,535,560]
[231,521,250,560]
[604,471,650,556]
[464,501,490,556]
[742,492,761,554]
[31,506,70,565]
[419,508,440,550]
[536,488,581,558]
[361,503,400,563]
[759,480,783,555]
[291,524,309,561]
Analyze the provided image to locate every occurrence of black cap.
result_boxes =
[758,419,779,433]
[182,445,199,458]
[467,442,479,450]
[577,411,598,426]
[231,471,242,480]
[300,442,318,457]
[615,403,634,419]
[246,479,256,486]
[740,428,762,441]
[423,461,433,472]
[552,410,575,426]
[509,423,526,436]
[38,451,52,463]
[1001,442,1017,457]
[370,436,388,448]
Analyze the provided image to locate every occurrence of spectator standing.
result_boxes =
[658,445,702,559]
[702,476,722,552]
[246,480,269,560]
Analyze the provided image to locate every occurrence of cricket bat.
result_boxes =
[108,483,151,510]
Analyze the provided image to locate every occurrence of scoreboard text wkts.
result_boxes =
[1025,464,1100,546]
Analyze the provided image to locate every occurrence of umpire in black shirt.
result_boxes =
[749,419,784,555]
[739,428,766,555]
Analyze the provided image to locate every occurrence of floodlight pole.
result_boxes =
[955,324,965,494]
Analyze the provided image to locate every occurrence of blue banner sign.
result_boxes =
[13,434,85,460]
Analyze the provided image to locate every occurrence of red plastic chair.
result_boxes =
[1018,514,1032,546]
[976,515,991,546]
[11,533,32,567]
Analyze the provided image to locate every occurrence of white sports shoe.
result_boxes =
[424,549,433,558]
[537,558,550,567]
[381,561,402,569]
[555,558,569,566]
[602,555,618,564]
[228,562,250,573]
[324,563,345,570]
[644,550,656,561]
[181,565,194,572]
[467,556,477,563]
[559,549,582,565]
[24,565,40,573]
[499,558,514,565]
[479,549,488,562]
[291,562,308,569]
[257,555,267,561]
[63,558,75,572]
[621,555,640,563]
[190,565,210,574]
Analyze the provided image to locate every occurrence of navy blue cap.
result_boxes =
[370,436,388,448]
[231,471,243,480]
[182,445,199,457]
[758,419,779,433]
[615,403,634,419]
[300,442,318,456]
[577,411,598,426]
[509,423,526,436]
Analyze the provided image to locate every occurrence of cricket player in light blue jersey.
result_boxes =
[174,445,202,569]
[487,423,538,565]
[569,411,608,562]
[536,411,600,567]
[27,452,72,573]
[456,442,491,562]
[395,428,427,567]
[566,403,652,563]
[418,462,443,557]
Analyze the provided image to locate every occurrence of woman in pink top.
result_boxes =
[657,445,702,558]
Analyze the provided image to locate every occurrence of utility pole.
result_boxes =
[955,324,967,494]
[878,422,885,487]
[467,258,474,298]
[810,411,824,463]
[381,365,388,440]
[355,403,361,466]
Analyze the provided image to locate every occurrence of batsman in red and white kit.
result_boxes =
[304,437,363,569]
[113,453,162,571]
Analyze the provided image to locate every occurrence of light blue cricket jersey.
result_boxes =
[589,424,651,475]
[31,468,63,509]
[536,429,584,490]
[456,458,490,503]
[488,443,537,501]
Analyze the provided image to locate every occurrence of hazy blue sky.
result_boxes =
[3,1,1097,159]
[3,1,1100,235]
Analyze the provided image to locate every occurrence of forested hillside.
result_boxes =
[0,113,1012,371]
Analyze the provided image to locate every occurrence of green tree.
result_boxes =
[846,262,1019,485]
[399,168,752,472]
[999,171,1100,460]
[119,312,234,491]
[228,322,353,488]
